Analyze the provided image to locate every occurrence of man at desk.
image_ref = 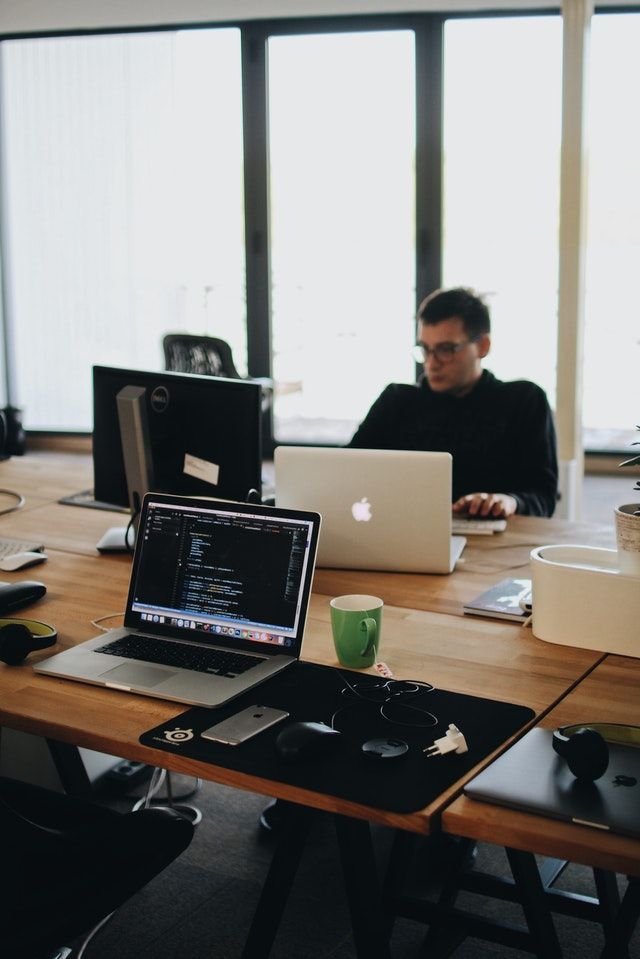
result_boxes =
[348,287,558,518]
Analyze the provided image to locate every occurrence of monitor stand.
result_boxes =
[59,489,128,513]
[96,385,153,553]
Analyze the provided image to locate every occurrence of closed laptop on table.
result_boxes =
[275,447,465,574]
[35,493,321,708]
[465,728,640,840]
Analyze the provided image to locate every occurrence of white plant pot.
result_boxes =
[530,545,640,656]
[614,503,640,578]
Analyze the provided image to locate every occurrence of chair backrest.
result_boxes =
[1,775,193,959]
[163,333,241,379]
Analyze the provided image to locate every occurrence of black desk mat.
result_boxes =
[140,662,534,814]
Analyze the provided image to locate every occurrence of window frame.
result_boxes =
[8,8,635,456]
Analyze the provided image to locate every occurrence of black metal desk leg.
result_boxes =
[334,814,392,959]
[506,847,562,959]
[46,739,93,797]
[593,867,627,957]
[381,829,419,940]
[241,803,314,959]
[600,878,640,959]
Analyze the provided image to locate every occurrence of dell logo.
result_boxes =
[150,386,170,413]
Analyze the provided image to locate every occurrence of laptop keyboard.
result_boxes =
[0,536,45,557]
[96,635,261,677]
[451,518,507,535]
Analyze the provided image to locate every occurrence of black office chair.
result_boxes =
[0,775,194,959]
[163,332,242,379]
[162,332,274,417]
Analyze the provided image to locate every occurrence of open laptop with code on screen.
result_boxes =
[35,493,321,708]
[275,447,465,574]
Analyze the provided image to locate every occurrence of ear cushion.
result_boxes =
[554,726,609,782]
[0,619,57,666]
[0,623,37,665]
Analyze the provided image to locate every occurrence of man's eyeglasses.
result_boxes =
[412,337,480,364]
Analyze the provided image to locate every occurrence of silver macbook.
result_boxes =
[465,728,640,840]
[275,447,465,574]
[35,493,321,708]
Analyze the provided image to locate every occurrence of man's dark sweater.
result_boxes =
[348,370,558,517]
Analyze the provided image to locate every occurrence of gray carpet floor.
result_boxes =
[78,773,639,959]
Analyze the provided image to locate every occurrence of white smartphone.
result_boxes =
[201,705,289,746]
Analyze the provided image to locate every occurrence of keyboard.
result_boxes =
[451,518,507,536]
[96,634,261,677]
[0,536,45,558]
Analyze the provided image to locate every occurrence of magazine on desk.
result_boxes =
[463,578,531,623]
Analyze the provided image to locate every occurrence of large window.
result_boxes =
[442,17,562,405]
[584,13,640,446]
[0,11,631,455]
[1,28,245,430]
[267,29,416,445]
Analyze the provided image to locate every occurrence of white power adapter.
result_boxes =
[423,723,468,757]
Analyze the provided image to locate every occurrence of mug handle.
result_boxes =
[359,617,377,657]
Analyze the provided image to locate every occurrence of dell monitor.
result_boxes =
[92,365,262,508]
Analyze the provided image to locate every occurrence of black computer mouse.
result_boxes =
[274,721,342,763]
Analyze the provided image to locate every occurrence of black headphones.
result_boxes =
[0,406,26,459]
[552,723,640,782]
[0,618,57,665]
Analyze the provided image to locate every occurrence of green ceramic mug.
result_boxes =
[329,594,383,669]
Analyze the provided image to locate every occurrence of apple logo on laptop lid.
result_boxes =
[351,497,372,522]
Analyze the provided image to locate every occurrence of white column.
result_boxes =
[555,0,593,520]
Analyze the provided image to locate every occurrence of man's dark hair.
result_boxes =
[418,287,490,338]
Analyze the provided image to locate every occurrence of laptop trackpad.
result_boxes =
[99,663,177,687]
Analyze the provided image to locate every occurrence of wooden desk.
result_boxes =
[0,548,617,959]
[0,500,130,556]
[314,514,615,614]
[0,450,127,555]
[0,537,606,833]
[0,450,615,831]
[439,660,640,959]
[0,449,94,505]
[0,448,616,575]
[443,656,640,876]
[0,451,627,956]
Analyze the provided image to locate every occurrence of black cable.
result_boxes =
[124,509,139,553]
[331,671,438,731]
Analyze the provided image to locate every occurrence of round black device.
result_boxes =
[361,737,409,759]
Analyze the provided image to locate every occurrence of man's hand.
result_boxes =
[452,492,518,519]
